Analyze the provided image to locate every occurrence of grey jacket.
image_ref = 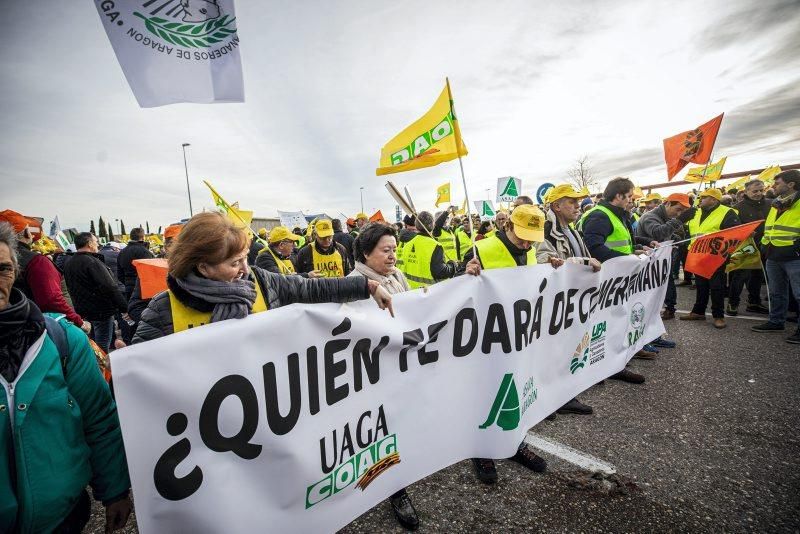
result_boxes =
[536,210,591,263]
[636,204,684,242]
[132,266,370,344]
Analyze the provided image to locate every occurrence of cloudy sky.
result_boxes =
[2,0,798,232]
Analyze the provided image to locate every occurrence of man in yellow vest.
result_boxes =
[751,170,800,344]
[255,226,301,275]
[399,212,458,289]
[296,219,351,278]
[581,177,658,379]
[680,188,740,328]
[432,207,460,262]
[460,204,560,483]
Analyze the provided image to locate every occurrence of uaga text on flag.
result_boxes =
[663,114,724,180]
[685,220,762,278]
[376,82,468,176]
[94,0,244,107]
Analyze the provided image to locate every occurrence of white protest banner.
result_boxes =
[496,176,521,203]
[278,210,309,229]
[112,247,669,533]
[94,0,244,107]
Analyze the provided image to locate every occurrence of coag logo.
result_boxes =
[133,0,238,49]
[570,332,590,374]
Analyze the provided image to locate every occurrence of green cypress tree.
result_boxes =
[90,220,96,234]
[108,222,116,241]
[120,220,127,236]
[146,221,151,234]
[98,216,107,239]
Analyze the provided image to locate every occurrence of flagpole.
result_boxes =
[654,220,765,248]
[446,77,477,260]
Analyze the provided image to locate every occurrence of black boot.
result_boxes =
[511,444,547,472]
[389,489,419,531]
[471,458,498,484]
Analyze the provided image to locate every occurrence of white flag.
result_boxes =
[496,176,521,203]
[49,216,61,238]
[94,0,244,107]
[473,200,495,220]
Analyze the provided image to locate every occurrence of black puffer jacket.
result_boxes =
[132,266,370,343]
[62,251,128,321]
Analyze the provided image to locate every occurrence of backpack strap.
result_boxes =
[44,315,69,376]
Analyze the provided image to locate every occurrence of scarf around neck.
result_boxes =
[0,289,45,382]
[353,262,410,294]
[175,271,257,324]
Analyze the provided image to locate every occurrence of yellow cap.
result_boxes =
[698,188,722,201]
[268,226,301,244]
[257,227,268,238]
[510,204,545,242]
[632,186,644,200]
[355,212,368,220]
[545,184,589,203]
[642,192,663,202]
[315,219,334,238]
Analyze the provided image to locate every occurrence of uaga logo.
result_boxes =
[479,373,537,431]
[133,0,237,49]
[305,405,400,509]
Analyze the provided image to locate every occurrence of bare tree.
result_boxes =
[567,155,598,191]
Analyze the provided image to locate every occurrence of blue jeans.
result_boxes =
[90,317,115,353]
[765,259,800,326]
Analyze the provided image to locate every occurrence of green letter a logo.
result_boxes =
[500,178,519,198]
[482,201,495,217]
[479,373,520,431]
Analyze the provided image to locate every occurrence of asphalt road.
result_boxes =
[87,285,800,533]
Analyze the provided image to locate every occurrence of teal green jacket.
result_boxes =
[0,314,130,533]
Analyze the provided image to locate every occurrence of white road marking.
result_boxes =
[524,432,616,475]
[674,310,767,321]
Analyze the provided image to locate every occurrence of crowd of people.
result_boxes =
[1,169,798,531]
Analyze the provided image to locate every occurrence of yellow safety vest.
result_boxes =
[257,246,296,275]
[475,234,537,269]
[311,244,345,278]
[456,228,472,260]
[688,204,732,245]
[169,277,268,333]
[762,198,800,248]
[400,234,439,288]
[396,237,408,268]
[436,229,459,262]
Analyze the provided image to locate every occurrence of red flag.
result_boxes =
[684,220,762,278]
[663,113,724,180]
[133,258,169,299]
[369,210,385,222]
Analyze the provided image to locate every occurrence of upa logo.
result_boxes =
[627,302,646,346]
[570,333,590,374]
[133,0,238,49]
[479,373,538,431]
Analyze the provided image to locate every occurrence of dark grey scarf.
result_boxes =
[0,289,45,382]
[175,272,257,323]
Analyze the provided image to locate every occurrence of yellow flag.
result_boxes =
[203,181,255,236]
[435,182,451,207]
[727,174,751,191]
[756,165,781,185]
[376,80,468,176]
[685,156,727,183]
[726,237,762,273]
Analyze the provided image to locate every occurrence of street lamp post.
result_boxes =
[182,143,193,217]
[114,218,120,235]
[359,187,365,213]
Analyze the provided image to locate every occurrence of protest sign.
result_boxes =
[112,248,669,532]
[496,177,521,203]
[278,211,309,229]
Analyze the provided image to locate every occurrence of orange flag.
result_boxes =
[684,220,762,278]
[369,210,385,222]
[133,258,169,299]
[663,113,724,180]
